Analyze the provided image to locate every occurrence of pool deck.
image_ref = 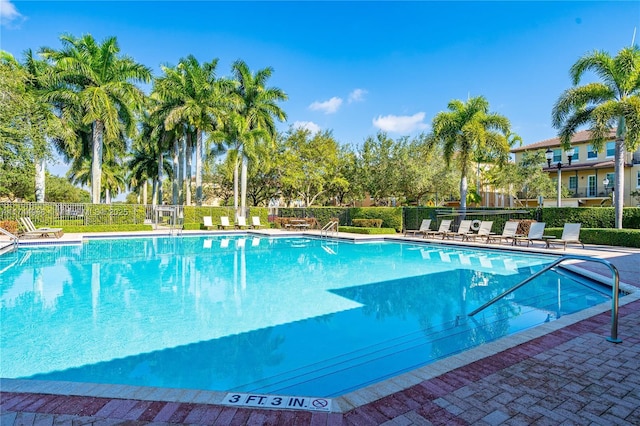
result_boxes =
[1,230,639,425]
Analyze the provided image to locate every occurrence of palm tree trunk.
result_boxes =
[241,158,247,218]
[196,129,203,206]
[179,135,185,205]
[35,156,46,202]
[105,188,111,204]
[234,158,239,217]
[172,138,179,205]
[185,132,192,206]
[91,120,105,204]
[156,151,163,205]
[614,138,624,229]
[143,181,148,206]
[152,179,157,207]
[460,174,468,212]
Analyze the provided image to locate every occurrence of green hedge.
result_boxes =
[540,207,640,229]
[277,207,350,227]
[544,227,640,248]
[352,218,383,228]
[338,226,397,235]
[62,224,154,233]
[349,207,403,232]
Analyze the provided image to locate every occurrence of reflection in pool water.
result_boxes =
[0,236,611,396]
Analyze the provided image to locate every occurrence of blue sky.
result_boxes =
[2,1,639,176]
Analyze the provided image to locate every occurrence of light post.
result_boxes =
[545,147,574,207]
[603,177,610,197]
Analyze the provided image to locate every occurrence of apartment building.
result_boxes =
[511,130,640,207]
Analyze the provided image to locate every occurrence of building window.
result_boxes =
[552,149,562,163]
[569,176,577,190]
[588,145,598,159]
[606,141,615,157]
[571,147,579,161]
[637,171,640,188]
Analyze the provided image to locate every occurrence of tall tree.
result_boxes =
[154,55,233,206]
[280,128,340,207]
[1,50,71,202]
[427,96,511,211]
[552,45,640,228]
[230,60,287,215]
[40,34,151,203]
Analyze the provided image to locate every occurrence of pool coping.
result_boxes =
[1,230,638,415]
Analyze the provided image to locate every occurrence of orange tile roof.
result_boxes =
[511,129,616,153]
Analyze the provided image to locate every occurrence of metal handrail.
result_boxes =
[468,255,622,343]
[0,227,19,247]
[320,220,339,238]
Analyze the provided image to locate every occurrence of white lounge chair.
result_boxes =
[487,221,519,245]
[424,219,452,239]
[251,216,266,229]
[235,216,250,229]
[464,221,494,242]
[442,220,473,240]
[512,222,547,247]
[203,216,215,230]
[218,216,233,230]
[19,217,64,238]
[547,223,584,250]
[405,219,432,237]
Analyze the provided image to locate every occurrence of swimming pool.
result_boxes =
[0,235,613,397]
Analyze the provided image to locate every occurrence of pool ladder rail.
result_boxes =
[320,220,339,238]
[468,255,622,343]
[0,227,19,252]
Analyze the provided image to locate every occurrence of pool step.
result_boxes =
[236,287,605,396]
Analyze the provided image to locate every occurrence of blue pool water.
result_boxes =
[0,235,612,397]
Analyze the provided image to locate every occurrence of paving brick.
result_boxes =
[481,410,510,425]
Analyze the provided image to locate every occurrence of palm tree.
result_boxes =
[230,60,287,216]
[210,112,268,208]
[154,55,234,206]
[427,96,511,211]
[40,34,151,204]
[3,50,72,202]
[552,45,640,228]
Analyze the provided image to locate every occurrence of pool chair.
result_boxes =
[235,216,250,229]
[486,221,519,245]
[424,219,452,239]
[218,216,233,230]
[547,223,584,250]
[251,216,266,229]
[404,219,432,237]
[203,216,216,230]
[464,221,494,242]
[442,220,473,240]
[19,217,64,239]
[512,222,547,247]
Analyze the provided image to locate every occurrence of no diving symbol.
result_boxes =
[312,398,328,409]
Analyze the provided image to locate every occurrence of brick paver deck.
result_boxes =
[2,235,639,425]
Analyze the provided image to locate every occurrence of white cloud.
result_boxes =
[0,0,23,27]
[293,121,321,134]
[348,88,367,103]
[372,112,429,133]
[309,97,343,114]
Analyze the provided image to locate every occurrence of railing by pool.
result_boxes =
[468,255,622,343]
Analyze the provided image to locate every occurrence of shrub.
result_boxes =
[540,207,640,229]
[352,218,383,228]
[349,207,402,231]
[544,227,640,248]
[338,226,397,235]
[0,220,19,234]
[62,224,154,233]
